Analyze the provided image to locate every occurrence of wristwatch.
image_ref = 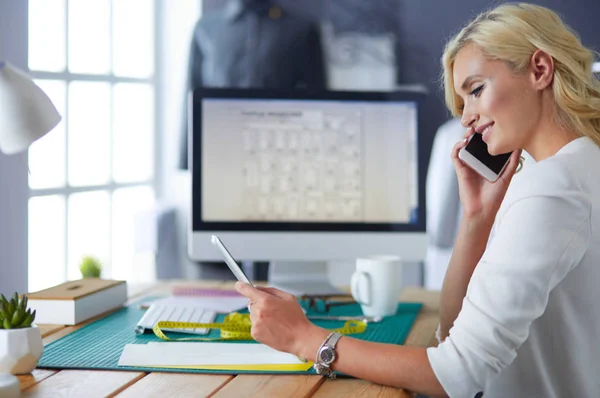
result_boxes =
[313,332,343,378]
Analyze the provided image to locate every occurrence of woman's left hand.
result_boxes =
[452,129,523,220]
[235,282,318,356]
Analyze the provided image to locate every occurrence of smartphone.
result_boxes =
[210,235,254,286]
[458,133,512,182]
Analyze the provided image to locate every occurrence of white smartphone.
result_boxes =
[458,133,512,182]
[210,235,254,286]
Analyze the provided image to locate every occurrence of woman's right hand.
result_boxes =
[452,128,522,222]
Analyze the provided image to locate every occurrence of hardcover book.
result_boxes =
[26,279,127,325]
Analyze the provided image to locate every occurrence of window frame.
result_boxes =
[27,0,162,284]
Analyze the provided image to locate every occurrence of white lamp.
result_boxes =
[0,61,60,398]
[0,61,61,154]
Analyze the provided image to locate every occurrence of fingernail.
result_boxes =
[463,138,469,143]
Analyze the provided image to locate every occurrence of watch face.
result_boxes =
[319,347,335,364]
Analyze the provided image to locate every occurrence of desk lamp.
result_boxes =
[0,62,60,154]
[0,61,60,398]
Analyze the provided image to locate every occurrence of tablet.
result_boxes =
[210,235,254,286]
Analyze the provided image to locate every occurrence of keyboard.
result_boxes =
[135,303,217,335]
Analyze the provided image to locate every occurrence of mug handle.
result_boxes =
[350,271,371,306]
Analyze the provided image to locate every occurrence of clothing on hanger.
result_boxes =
[179,0,326,169]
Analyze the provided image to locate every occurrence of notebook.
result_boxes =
[173,287,244,297]
[140,296,249,314]
[118,342,312,371]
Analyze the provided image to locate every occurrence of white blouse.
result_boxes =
[427,137,600,398]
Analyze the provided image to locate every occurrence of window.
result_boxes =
[27,0,157,292]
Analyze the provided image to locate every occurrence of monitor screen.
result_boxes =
[192,89,425,232]
[189,88,428,263]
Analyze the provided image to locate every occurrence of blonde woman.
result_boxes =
[235,3,600,397]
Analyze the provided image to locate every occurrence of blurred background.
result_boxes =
[1,0,599,295]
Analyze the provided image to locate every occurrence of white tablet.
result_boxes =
[210,235,254,286]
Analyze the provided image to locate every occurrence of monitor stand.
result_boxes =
[267,261,348,296]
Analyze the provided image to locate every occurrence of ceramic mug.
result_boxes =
[350,255,403,317]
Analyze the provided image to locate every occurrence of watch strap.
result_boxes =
[325,332,343,350]
[313,332,343,378]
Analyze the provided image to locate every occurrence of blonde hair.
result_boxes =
[441,3,600,147]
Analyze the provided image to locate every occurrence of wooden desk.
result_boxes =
[18,281,440,398]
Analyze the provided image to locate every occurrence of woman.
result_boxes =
[236,3,600,397]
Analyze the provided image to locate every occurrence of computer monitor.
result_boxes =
[188,88,428,294]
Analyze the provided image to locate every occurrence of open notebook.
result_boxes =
[118,342,312,371]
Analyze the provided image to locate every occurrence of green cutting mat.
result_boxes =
[38,299,422,375]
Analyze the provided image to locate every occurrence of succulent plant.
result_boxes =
[79,256,103,278]
[0,293,36,329]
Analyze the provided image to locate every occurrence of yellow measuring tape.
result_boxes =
[153,312,367,342]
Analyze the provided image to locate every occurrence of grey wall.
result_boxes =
[0,0,29,296]
[202,0,600,168]
[395,0,600,168]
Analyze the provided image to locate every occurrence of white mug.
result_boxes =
[350,255,403,317]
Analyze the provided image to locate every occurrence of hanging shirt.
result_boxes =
[179,0,326,169]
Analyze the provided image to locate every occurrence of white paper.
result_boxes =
[150,296,248,314]
[118,342,305,366]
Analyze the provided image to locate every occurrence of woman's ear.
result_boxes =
[529,50,554,90]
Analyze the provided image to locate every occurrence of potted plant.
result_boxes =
[79,255,103,278]
[0,293,43,375]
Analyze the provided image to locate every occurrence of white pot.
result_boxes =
[0,325,44,374]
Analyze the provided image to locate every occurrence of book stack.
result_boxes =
[26,279,127,325]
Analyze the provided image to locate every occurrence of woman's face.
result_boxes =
[453,44,541,155]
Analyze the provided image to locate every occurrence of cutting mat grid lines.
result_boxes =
[38,301,422,375]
